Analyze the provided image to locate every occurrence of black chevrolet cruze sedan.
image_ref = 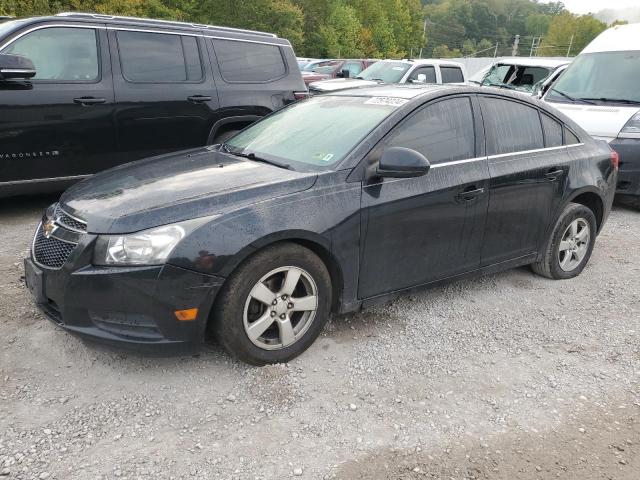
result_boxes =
[24,85,618,365]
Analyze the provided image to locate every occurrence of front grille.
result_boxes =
[54,204,87,232]
[32,224,77,269]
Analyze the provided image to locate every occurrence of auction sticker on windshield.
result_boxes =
[364,97,409,107]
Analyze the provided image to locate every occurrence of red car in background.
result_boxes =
[301,59,377,86]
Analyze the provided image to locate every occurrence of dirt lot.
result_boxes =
[1,196,639,480]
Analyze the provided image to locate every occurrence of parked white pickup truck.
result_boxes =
[308,58,467,94]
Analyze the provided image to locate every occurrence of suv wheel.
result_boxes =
[211,243,331,365]
[532,202,597,280]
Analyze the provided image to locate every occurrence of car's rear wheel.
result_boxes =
[532,202,597,280]
[211,243,331,365]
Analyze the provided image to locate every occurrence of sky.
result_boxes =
[549,0,640,14]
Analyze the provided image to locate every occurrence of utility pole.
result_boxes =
[511,34,520,56]
[494,42,499,58]
[419,19,427,58]
[566,34,574,57]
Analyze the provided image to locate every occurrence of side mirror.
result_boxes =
[337,68,350,78]
[0,54,36,80]
[416,73,427,83]
[376,147,430,178]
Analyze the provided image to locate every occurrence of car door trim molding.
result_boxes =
[431,156,487,169]
[486,143,584,161]
[0,174,91,186]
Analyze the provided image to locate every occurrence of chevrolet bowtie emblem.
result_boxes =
[43,218,57,238]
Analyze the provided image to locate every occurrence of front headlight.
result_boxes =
[619,111,640,139]
[93,217,217,266]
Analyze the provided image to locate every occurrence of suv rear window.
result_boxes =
[117,31,202,83]
[212,39,286,82]
[441,66,464,83]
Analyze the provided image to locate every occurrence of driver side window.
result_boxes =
[386,97,476,164]
[408,66,436,83]
[3,27,99,82]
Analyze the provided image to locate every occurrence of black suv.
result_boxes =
[0,13,306,197]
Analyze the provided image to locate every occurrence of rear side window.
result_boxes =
[117,31,202,82]
[3,27,99,82]
[541,113,563,147]
[441,66,464,83]
[564,128,580,145]
[387,97,475,164]
[408,66,436,83]
[480,97,544,155]
[213,39,286,82]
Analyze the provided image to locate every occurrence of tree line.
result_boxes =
[1,0,622,58]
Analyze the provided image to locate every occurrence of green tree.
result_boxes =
[538,12,606,56]
[433,44,461,58]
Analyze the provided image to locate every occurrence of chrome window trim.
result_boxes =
[486,143,584,161]
[431,156,486,169]
[0,23,292,51]
[403,143,585,170]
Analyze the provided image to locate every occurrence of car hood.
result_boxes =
[59,148,317,234]
[547,102,640,141]
[309,78,379,92]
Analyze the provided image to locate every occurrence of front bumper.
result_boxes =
[24,256,224,353]
[610,138,640,198]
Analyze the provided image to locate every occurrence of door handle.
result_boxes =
[457,187,485,201]
[73,97,106,105]
[187,95,212,103]
[545,169,564,181]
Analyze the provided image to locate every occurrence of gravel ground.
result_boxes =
[1,196,639,480]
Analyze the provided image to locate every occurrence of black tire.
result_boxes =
[211,129,239,145]
[531,202,597,280]
[211,243,331,365]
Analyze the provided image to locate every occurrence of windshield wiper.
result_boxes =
[579,97,640,106]
[232,151,291,170]
[550,88,596,105]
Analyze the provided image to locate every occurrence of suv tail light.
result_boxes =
[294,91,309,101]
[610,150,619,169]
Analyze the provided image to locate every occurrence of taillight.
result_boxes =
[294,91,309,101]
[610,150,619,169]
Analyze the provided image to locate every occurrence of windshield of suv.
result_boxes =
[225,95,402,170]
[482,64,552,92]
[546,51,640,105]
[356,61,411,83]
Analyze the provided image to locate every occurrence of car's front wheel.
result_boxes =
[532,202,597,280]
[211,243,331,365]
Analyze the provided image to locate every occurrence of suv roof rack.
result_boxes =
[55,12,278,38]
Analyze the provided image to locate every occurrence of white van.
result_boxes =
[543,23,640,207]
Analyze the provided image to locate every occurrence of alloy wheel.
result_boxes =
[243,266,319,350]
[558,218,591,272]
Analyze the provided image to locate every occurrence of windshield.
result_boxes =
[225,96,402,170]
[546,51,640,105]
[357,61,411,83]
[482,64,552,92]
[313,65,338,75]
[303,61,334,72]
